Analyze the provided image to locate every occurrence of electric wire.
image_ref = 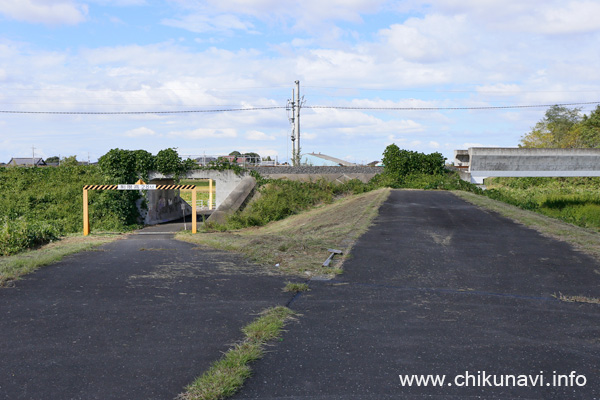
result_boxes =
[306,101,600,111]
[0,101,598,115]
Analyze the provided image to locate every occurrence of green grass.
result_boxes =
[179,179,216,209]
[0,233,120,286]
[218,178,375,230]
[177,188,391,277]
[179,306,295,400]
[283,282,310,293]
[484,177,600,230]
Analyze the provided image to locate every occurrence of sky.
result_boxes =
[1,0,599,165]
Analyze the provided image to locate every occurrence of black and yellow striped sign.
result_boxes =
[83,185,118,190]
[83,184,196,190]
[155,184,196,190]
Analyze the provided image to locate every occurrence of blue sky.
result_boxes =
[1,0,600,165]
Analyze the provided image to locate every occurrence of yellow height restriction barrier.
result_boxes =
[179,179,215,210]
[83,181,197,235]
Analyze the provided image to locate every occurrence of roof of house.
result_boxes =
[305,153,357,166]
[8,158,47,166]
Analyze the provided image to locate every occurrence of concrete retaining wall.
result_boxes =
[184,170,245,209]
[248,166,382,183]
[207,176,256,224]
[249,166,383,175]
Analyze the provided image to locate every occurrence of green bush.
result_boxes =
[0,217,60,255]
[382,144,446,182]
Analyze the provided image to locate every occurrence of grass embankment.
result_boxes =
[0,234,120,286]
[178,188,391,277]
[179,306,295,400]
[484,177,600,231]
[454,191,600,263]
[0,165,136,255]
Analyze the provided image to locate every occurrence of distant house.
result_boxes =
[7,158,47,167]
[219,155,237,163]
[195,156,217,166]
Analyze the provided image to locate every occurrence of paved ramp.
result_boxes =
[234,190,600,399]
[0,229,294,399]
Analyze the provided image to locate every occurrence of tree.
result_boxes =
[155,148,183,176]
[229,151,241,157]
[575,105,600,148]
[132,150,155,181]
[45,156,59,164]
[243,152,260,164]
[520,105,582,148]
[59,156,79,167]
[382,144,446,182]
[98,149,137,183]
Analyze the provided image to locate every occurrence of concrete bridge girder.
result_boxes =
[454,148,600,184]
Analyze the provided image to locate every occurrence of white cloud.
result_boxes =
[301,132,317,140]
[162,13,255,34]
[168,128,238,139]
[0,0,88,25]
[165,0,387,34]
[125,127,156,137]
[418,0,600,35]
[91,0,147,5]
[377,15,470,63]
[245,130,275,140]
[533,1,600,34]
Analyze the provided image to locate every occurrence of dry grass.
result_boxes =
[453,191,600,263]
[177,188,391,277]
[554,292,600,305]
[0,234,121,286]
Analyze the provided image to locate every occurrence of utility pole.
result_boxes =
[294,80,301,166]
[287,80,303,166]
[288,88,296,165]
[32,145,35,167]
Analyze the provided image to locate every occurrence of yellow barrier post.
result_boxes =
[209,179,213,210]
[192,189,197,233]
[83,189,90,236]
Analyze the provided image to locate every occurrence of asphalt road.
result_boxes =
[0,227,294,400]
[2,192,599,399]
[233,190,600,399]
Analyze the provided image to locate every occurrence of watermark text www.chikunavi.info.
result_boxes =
[399,371,587,387]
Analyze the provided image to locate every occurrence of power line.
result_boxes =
[0,106,287,115]
[306,101,600,111]
[304,85,600,94]
[0,101,597,115]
